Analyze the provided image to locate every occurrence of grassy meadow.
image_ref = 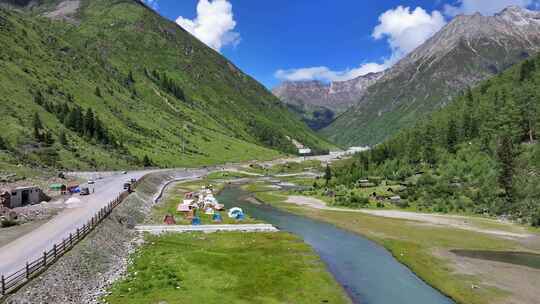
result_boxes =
[105,232,351,304]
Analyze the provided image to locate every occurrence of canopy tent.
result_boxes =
[177,204,191,212]
[183,199,195,205]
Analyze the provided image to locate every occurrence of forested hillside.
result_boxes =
[0,0,332,171]
[330,54,540,226]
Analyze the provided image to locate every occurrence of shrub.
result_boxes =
[532,211,540,227]
[1,219,18,228]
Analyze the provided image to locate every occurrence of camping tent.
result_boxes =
[228,207,244,219]
[163,214,176,225]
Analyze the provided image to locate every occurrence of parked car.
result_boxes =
[122,171,128,174]
[80,187,90,196]
[123,183,131,190]
[87,180,95,185]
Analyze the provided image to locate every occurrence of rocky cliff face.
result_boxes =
[273,72,383,113]
[272,72,383,130]
[322,6,540,146]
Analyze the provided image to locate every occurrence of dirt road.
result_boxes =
[285,196,534,239]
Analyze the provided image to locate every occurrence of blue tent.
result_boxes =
[212,213,223,223]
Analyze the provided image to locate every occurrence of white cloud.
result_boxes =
[275,6,446,83]
[275,62,388,82]
[373,6,446,58]
[444,0,536,16]
[176,0,240,52]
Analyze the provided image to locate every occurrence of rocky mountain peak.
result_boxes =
[323,6,540,146]
[273,71,384,113]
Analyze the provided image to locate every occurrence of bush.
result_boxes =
[1,219,18,228]
[532,211,540,227]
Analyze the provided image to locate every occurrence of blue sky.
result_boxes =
[144,0,540,88]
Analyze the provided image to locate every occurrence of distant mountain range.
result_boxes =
[276,6,540,146]
[0,0,332,170]
[272,72,383,130]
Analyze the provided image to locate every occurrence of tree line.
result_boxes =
[34,90,113,145]
[332,54,540,226]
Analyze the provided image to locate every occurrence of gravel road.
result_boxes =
[0,169,206,278]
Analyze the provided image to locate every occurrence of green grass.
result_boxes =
[207,171,255,180]
[0,1,334,171]
[105,232,351,304]
[246,160,323,175]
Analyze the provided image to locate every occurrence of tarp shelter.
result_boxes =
[50,183,67,194]
[163,214,176,225]
[49,184,64,191]
[67,183,80,194]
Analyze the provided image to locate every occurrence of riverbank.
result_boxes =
[104,177,351,304]
[246,180,540,304]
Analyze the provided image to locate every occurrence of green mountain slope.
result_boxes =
[0,0,332,170]
[331,53,540,225]
[322,7,540,147]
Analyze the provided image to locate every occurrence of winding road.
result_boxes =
[0,169,209,277]
[0,152,346,280]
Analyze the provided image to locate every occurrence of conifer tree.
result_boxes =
[33,112,43,141]
[143,155,152,167]
[496,135,516,211]
[447,118,458,153]
[95,86,102,98]
[59,130,68,146]
[324,164,332,186]
[84,108,95,137]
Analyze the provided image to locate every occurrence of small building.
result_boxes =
[390,196,402,204]
[1,186,44,209]
[298,148,312,155]
[359,182,376,188]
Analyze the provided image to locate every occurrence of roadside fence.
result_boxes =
[0,177,144,298]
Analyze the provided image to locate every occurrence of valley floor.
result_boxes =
[246,177,540,304]
[104,178,351,304]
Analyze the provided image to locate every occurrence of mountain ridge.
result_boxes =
[0,0,332,171]
[272,71,383,130]
[320,6,540,146]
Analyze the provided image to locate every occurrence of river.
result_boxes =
[218,186,454,304]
